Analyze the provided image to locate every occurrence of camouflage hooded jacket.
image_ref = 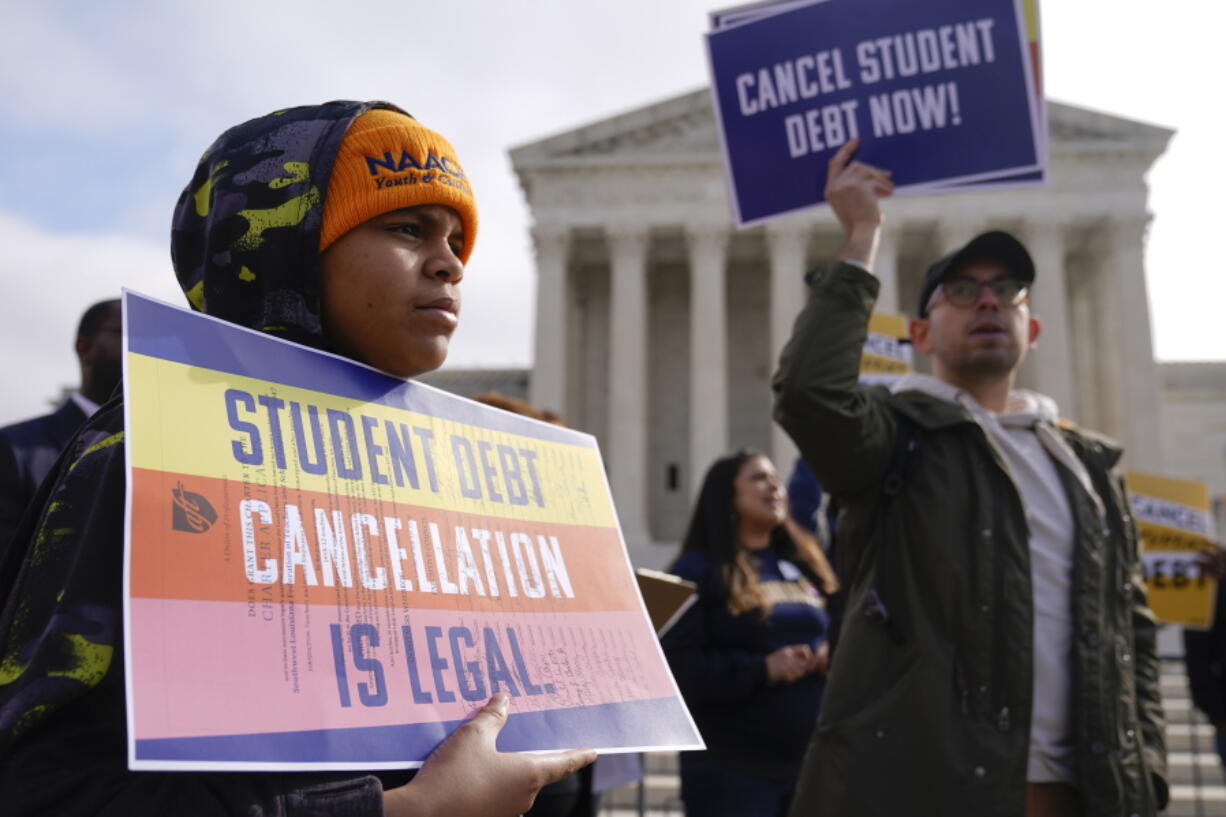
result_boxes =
[0,100,410,817]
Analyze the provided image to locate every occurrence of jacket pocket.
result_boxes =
[799,660,948,817]
[816,627,921,730]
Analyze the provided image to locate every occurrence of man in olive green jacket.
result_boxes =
[773,142,1167,817]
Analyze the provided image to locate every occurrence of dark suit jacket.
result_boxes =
[0,400,86,555]
[1184,583,1226,724]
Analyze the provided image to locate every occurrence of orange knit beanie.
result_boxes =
[321,108,477,262]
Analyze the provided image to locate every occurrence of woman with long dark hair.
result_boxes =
[663,449,837,817]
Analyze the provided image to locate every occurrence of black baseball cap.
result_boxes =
[916,230,1035,317]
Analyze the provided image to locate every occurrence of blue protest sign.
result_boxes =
[706,0,1042,225]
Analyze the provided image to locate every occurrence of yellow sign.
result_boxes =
[1126,471,1218,629]
[861,313,912,386]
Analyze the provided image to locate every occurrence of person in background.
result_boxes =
[0,101,592,817]
[663,449,837,817]
[786,457,824,541]
[1185,544,1226,769]
[0,298,121,555]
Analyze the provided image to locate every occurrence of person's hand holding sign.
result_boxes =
[1196,542,1226,579]
[825,138,894,269]
[384,693,596,817]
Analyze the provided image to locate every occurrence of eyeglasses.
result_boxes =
[932,277,1029,309]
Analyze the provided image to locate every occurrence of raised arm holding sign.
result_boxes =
[823,138,893,266]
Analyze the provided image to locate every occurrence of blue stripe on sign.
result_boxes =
[135,696,695,763]
[122,291,592,449]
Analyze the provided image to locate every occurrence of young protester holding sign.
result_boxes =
[663,450,836,817]
[0,102,593,816]
[773,140,1167,817]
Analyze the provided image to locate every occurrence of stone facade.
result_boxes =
[509,88,1182,568]
[1159,362,1226,532]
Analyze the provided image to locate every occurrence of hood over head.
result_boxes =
[171,100,477,351]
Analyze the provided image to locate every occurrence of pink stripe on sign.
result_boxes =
[129,597,675,741]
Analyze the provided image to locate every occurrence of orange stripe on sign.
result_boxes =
[130,468,638,613]
[1030,43,1042,95]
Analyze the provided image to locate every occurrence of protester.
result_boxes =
[1184,545,1226,769]
[786,457,824,540]
[773,139,1167,817]
[663,449,837,817]
[0,101,593,817]
[0,298,121,555]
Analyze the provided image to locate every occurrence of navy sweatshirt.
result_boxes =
[663,547,828,783]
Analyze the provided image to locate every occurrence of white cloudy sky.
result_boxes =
[1,0,1221,425]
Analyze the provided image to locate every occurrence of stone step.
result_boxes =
[1164,785,1226,817]
[601,773,680,810]
[1166,752,1226,786]
[604,754,1226,809]
[601,785,1226,813]
[609,660,1223,812]
[1167,697,1195,714]
[640,740,1223,770]
[601,782,1226,817]
[641,752,677,774]
[1167,723,1220,753]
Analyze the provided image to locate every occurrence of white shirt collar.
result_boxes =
[889,372,1060,423]
[69,391,100,418]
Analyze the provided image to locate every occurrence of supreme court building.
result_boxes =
[505,88,1216,568]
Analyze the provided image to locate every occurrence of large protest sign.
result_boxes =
[121,291,702,770]
[706,0,1044,225]
[929,0,1044,192]
[710,0,830,30]
[860,313,913,386]
[1126,472,1219,629]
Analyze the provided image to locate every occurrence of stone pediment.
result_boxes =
[510,89,719,167]
[1046,100,1174,148]
[510,88,1173,169]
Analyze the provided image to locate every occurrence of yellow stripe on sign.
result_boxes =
[1022,0,1039,42]
[860,355,909,375]
[867,312,907,339]
[126,353,616,528]
[1137,526,1213,554]
[1126,471,1211,511]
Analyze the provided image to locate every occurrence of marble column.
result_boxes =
[606,224,651,544]
[1087,231,1128,444]
[874,224,902,314]
[1108,216,1165,470]
[1022,218,1076,417]
[529,225,571,416]
[766,222,809,470]
[937,218,988,255]
[1065,252,1103,434]
[686,224,729,498]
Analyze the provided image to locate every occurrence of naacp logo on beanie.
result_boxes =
[365,150,468,186]
[320,109,479,262]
